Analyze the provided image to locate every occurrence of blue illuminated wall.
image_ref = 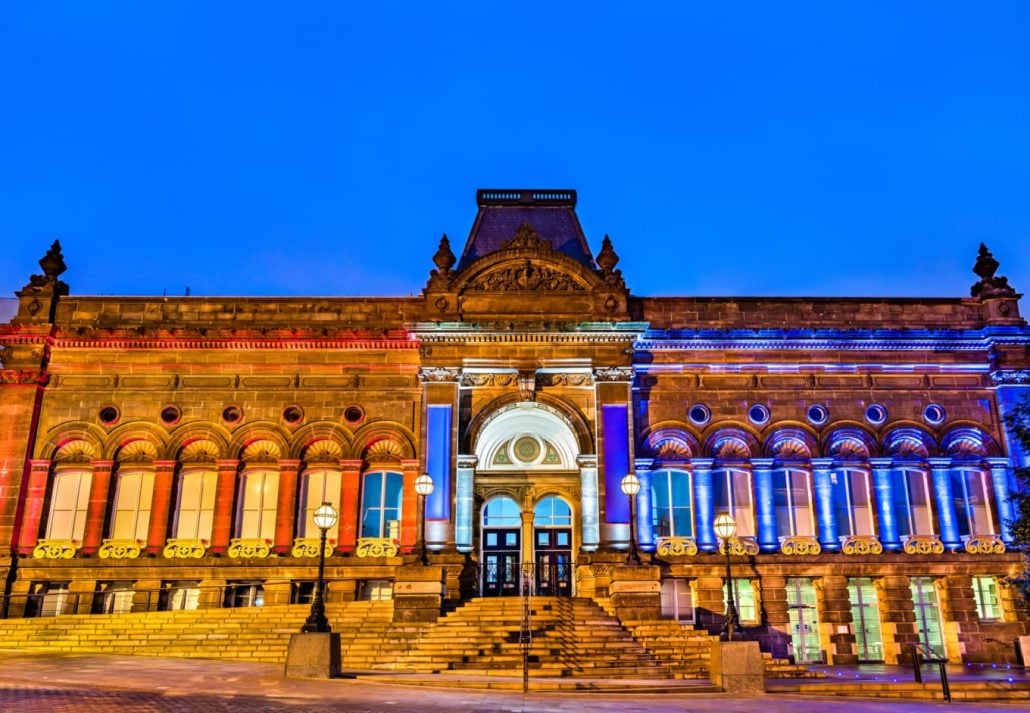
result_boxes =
[603,404,630,522]
[425,405,452,520]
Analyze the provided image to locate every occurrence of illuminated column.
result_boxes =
[420,367,459,550]
[691,458,715,552]
[337,459,362,553]
[577,455,599,551]
[595,366,635,548]
[929,457,961,549]
[634,459,655,551]
[811,458,838,550]
[15,460,51,555]
[400,459,420,551]
[273,459,299,554]
[870,458,900,551]
[454,455,476,552]
[986,457,1015,543]
[209,459,239,554]
[752,457,777,552]
[81,460,113,555]
[146,460,176,555]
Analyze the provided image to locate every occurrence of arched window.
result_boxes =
[832,468,875,538]
[712,468,755,537]
[534,496,572,527]
[651,469,694,538]
[360,471,402,539]
[297,468,342,538]
[173,469,217,540]
[483,496,521,527]
[951,468,994,537]
[109,469,155,540]
[45,468,92,541]
[892,468,934,537]
[237,470,279,540]
[774,468,814,538]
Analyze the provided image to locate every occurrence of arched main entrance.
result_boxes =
[533,496,573,596]
[481,496,521,596]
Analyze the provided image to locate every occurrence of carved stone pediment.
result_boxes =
[464,260,587,293]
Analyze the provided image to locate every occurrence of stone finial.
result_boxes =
[23,240,69,296]
[432,234,456,274]
[971,243,1016,298]
[596,234,619,272]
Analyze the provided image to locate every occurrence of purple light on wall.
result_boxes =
[603,404,630,522]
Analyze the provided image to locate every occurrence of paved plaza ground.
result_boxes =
[0,650,1027,712]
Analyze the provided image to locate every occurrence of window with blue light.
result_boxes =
[360,471,403,539]
[651,469,694,538]
[483,496,521,527]
[950,469,994,537]
[773,469,814,537]
[891,469,934,537]
[534,496,572,527]
[712,469,755,537]
[831,469,875,538]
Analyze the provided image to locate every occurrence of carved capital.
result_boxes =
[98,539,144,559]
[841,535,883,555]
[903,535,945,555]
[656,537,699,557]
[418,366,461,384]
[162,538,208,559]
[227,538,272,558]
[291,537,335,558]
[32,539,79,559]
[592,366,633,383]
[964,534,1006,554]
[356,537,399,558]
[779,535,822,556]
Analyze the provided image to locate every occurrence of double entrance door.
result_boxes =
[482,526,572,597]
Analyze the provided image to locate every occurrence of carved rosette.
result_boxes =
[779,536,822,556]
[98,539,144,559]
[227,538,272,558]
[418,366,461,384]
[356,537,399,558]
[718,537,760,556]
[841,535,884,555]
[656,537,699,557]
[903,535,945,555]
[964,534,1006,555]
[162,538,208,559]
[32,539,79,559]
[292,537,335,558]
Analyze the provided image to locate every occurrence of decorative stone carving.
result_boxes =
[502,222,551,251]
[21,240,69,296]
[841,535,884,555]
[227,538,272,558]
[964,534,1006,554]
[99,539,144,559]
[590,564,612,577]
[517,370,537,401]
[779,536,822,556]
[592,366,633,382]
[418,366,461,383]
[32,539,78,559]
[291,537,335,558]
[656,536,699,557]
[162,538,208,559]
[356,537,399,558]
[0,369,50,386]
[971,243,1017,297]
[537,372,594,387]
[902,535,945,555]
[991,369,1030,385]
[465,261,586,293]
[718,537,760,556]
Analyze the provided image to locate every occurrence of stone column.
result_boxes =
[877,575,917,664]
[760,574,791,659]
[577,454,599,551]
[986,457,1016,543]
[337,459,362,553]
[870,458,900,551]
[273,459,299,555]
[695,574,727,633]
[752,458,777,552]
[145,460,176,555]
[15,459,51,555]
[817,574,857,664]
[81,460,113,555]
[400,459,420,552]
[454,455,476,552]
[209,459,239,554]
[692,458,716,552]
[940,574,976,663]
[634,458,655,551]
[811,458,838,551]
[929,457,961,549]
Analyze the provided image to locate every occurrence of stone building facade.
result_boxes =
[1,188,1028,665]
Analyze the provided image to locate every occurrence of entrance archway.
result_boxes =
[481,496,522,597]
[533,496,573,596]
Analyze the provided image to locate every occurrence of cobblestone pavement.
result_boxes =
[0,650,1026,712]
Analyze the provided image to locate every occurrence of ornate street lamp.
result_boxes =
[713,511,739,641]
[621,472,642,565]
[301,501,338,633]
[414,473,435,566]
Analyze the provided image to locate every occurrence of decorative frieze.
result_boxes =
[592,366,633,382]
[902,535,945,555]
[356,537,399,558]
[964,534,1006,554]
[841,535,883,555]
[656,536,699,557]
[227,538,272,558]
[162,538,208,559]
[98,539,144,559]
[460,371,517,387]
[32,539,78,559]
[779,535,822,556]
[418,366,461,383]
[291,537,335,558]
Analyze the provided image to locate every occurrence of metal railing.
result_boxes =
[908,642,951,703]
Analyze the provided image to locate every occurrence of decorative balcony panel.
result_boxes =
[227,538,272,558]
[841,535,883,555]
[356,537,399,558]
[98,539,144,559]
[656,536,699,557]
[291,537,335,558]
[718,536,760,556]
[779,535,822,556]
[163,538,208,559]
[32,539,79,559]
[902,535,945,555]
[964,534,1006,555]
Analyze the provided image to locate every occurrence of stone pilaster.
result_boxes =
[758,574,790,659]
[81,460,113,555]
[818,574,857,664]
[15,459,50,555]
[274,460,300,555]
[209,460,239,554]
[877,575,917,664]
[608,564,661,620]
[145,461,175,555]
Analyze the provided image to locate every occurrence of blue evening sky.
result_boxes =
[1,3,1028,301]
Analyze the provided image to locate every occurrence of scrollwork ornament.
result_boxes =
[656,537,699,557]
[32,539,79,559]
[779,535,822,556]
[227,538,272,558]
[291,537,335,558]
[841,535,883,555]
[718,537,760,556]
[356,537,399,558]
[98,539,144,559]
[903,535,945,555]
[964,534,1006,554]
[162,538,208,559]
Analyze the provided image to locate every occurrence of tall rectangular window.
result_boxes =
[174,470,216,540]
[712,469,755,537]
[773,469,814,537]
[297,469,342,538]
[651,470,694,538]
[972,576,1000,620]
[848,577,884,661]
[660,579,694,622]
[832,469,875,538]
[360,471,403,539]
[911,577,945,654]
[786,577,821,663]
[723,578,758,624]
[110,470,154,540]
[237,470,279,540]
[951,470,995,537]
[45,469,92,541]
[892,469,934,538]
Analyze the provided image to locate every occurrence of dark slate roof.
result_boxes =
[455,189,597,272]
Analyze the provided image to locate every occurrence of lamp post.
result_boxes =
[621,472,642,565]
[414,473,435,566]
[713,511,739,641]
[301,501,338,633]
